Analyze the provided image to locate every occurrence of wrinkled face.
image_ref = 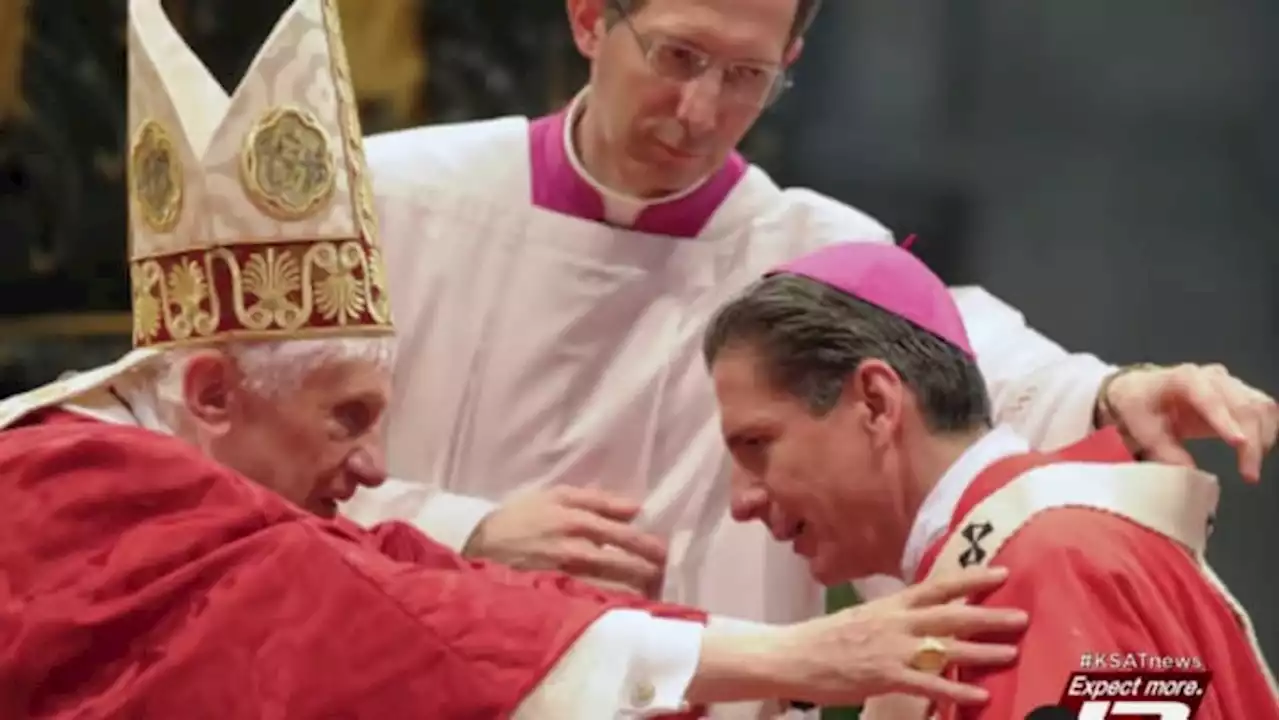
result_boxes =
[580,0,799,193]
[711,345,904,584]
[195,356,390,518]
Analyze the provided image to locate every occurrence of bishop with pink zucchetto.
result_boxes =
[703,240,1277,719]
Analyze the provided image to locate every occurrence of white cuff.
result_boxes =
[512,609,704,719]
[624,612,705,715]
[705,615,769,637]
[410,490,498,552]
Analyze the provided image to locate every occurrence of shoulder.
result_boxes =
[949,285,1027,326]
[735,170,892,254]
[0,411,282,520]
[0,411,215,471]
[366,115,530,198]
[998,505,1196,587]
[779,185,891,243]
[734,176,1010,307]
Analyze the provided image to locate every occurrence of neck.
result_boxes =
[574,96,681,199]
[890,426,990,567]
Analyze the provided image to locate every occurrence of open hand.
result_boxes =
[462,485,668,597]
[1103,363,1278,481]
[773,566,1026,708]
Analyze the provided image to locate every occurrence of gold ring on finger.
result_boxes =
[909,636,949,674]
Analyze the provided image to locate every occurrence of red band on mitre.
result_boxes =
[129,236,393,350]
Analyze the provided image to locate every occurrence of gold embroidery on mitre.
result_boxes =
[309,241,367,325]
[161,258,219,341]
[130,260,164,345]
[365,246,391,324]
[239,247,308,331]
[130,119,184,233]
[328,23,379,239]
[129,240,392,349]
[239,106,337,221]
[319,0,391,328]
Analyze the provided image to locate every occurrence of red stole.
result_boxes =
[911,429,1132,720]
[915,427,1133,582]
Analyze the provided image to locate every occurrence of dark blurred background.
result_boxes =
[0,1,1274,716]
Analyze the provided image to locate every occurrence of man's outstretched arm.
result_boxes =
[356,519,1027,715]
[950,286,1276,476]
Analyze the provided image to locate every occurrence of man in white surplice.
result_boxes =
[345,1,1277,716]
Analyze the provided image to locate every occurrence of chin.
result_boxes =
[807,557,845,587]
[644,161,700,192]
[810,553,870,587]
[634,146,706,185]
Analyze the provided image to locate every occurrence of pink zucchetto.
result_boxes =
[765,240,975,357]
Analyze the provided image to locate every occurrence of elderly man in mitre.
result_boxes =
[703,241,1278,719]
[0,2,1038,718]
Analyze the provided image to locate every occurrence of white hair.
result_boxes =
[145,336,396,429]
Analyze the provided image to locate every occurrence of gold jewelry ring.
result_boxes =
[909,636,949,674]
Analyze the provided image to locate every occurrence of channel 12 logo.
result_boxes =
[1024,671,1213,719]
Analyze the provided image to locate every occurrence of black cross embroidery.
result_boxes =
[958,521,994,567]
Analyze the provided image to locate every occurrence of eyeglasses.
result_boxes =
[611,8,793,109]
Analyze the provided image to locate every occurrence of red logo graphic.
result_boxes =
[1054,671,1213,718]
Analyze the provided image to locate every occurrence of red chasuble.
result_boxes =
[916,430,1277,720]
[0,410,706,719]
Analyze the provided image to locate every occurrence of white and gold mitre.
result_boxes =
[126,0,392,349]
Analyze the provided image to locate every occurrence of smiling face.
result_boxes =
[712,343,910,584]
[569,0,803,195]
[179,349,391,518]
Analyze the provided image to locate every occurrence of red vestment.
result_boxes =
[917,430,1277,719]
[0,410,707,719]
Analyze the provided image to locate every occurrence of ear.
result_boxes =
[783,37,805,66]
[180,350,240,435]
[567,0,608,59]
[844,358,904,447]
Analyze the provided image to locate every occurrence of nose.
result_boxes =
[675,73,721,136]
[729,466,768,523]
[345,432,388,490]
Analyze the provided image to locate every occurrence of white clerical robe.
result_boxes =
[346,89,1114,717]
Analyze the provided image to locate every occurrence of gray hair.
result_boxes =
[703,274,991,433]
[147,336,396,427]
[606,0,822,45]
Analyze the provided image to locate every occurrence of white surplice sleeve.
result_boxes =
[513,613,768,719]
[514,610,703,719]
[952,286,1116,450]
